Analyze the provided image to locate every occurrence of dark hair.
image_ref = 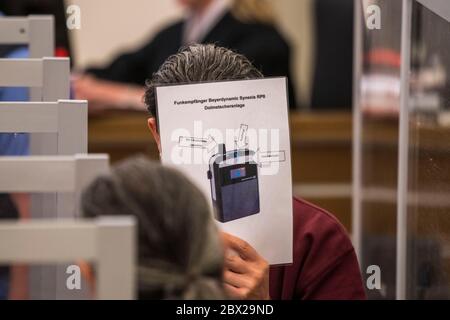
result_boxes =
[81,157,225,300]
[144,44,263,119]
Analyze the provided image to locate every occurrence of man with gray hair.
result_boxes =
[144,44,366,300]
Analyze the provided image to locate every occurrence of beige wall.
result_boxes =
[66,0,314,106]
[65,0,183,69]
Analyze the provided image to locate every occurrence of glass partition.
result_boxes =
[354,0,450,300]
[355,0,403,299]
[405,0,450,299]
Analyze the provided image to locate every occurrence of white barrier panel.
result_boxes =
[0,57,71,157]
[0,16,82,300]
[0,154,109,299]
[0,100,88,155]
[0,15,54,58]
[0,217,136,300]
[0,58,70,101]
[0,154,109,193]
[0,56,71,155]
[0,154,109,218]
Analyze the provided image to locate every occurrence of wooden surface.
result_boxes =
[88,111,354,180]
[88,111,159,162]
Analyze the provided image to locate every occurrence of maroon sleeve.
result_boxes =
[269,198,366,300]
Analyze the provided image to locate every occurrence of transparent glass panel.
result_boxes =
[359,0,403,299]
[406,1,450,299]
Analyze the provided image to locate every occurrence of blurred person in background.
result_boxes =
[82,157,226,300]
[73,0,297,112]
[310,0,354,109]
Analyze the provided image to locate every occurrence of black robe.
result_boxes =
[87,12,297,108]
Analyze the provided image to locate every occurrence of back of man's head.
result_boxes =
[144,44,263,119]
[82,156,226,300]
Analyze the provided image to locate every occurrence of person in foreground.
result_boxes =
[144,44,367,300]
[82,157,226,299]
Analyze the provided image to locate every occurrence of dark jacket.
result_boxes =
[87,12,297,108]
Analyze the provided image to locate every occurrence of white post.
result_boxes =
[97,217,137,300]
[352,0,364,262]
[28,16,54,59]
[33,58,71,156]
[396,0,413,301]
[28,15,55,102]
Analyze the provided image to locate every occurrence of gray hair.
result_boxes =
[81,157,226,300]
[144,44,263,118]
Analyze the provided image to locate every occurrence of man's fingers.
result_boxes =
[222,232,259,261]
[224,253,249,274]
[224,283,246,299]
[223,270,252,288]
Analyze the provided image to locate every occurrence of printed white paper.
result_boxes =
[156,78,293,265]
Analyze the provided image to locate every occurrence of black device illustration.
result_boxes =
[207,144,260,223]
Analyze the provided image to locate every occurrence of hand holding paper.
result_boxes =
[222,232,270,300]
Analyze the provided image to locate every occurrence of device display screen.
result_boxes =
[230,167,246,179]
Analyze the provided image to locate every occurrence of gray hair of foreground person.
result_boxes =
[81,157,226,300]
[144,44,263,119]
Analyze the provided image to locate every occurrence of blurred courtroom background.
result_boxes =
[66,0,315,107]
[0,0,355,231]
